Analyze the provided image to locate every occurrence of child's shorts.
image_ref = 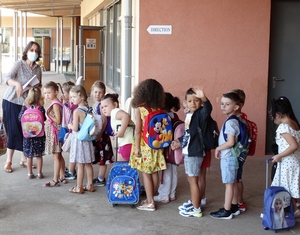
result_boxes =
[220,155,237,184]
[184,155,203,177]
[118,143,132,161]
[201,151,211,169]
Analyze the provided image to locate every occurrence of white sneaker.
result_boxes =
[179,207,203,218]
[178,199,193,210]
[201,198,207,205]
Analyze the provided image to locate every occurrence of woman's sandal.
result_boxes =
[20,161,36,169]
[60,178,68,184]
[4,162,12,173]
[69,185,84,194]
[137,202,156,211]
[83,184,95,192]
[43,180,60,187]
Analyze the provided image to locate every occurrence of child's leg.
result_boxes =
[99,165,107,179]
[52,152,61,182]
[36,156,43,175]
[156,164,172,201]
[68,162,76,174]
[152,171,159,197]
[188,176,201,209]
[59,154,67,183]
[224,183,235,211]
[76,163,84,187]
[170,164,178,200]
[26,157,33,175]
[85,163,94,186]
[143,172,155,204]
[199,168,207,201]
[237,181,244,203]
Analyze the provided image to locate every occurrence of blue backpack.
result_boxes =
[223,115,250,162]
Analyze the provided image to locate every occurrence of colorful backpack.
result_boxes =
[165,114,185,165]
[142,105,173,149]
[241,112,258,156]
[223,115,250,162]
[21,105,45,138]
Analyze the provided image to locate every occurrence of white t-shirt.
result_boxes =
[182,113,192,155]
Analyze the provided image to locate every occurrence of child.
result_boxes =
[172,87,212,218]
[43,81,67,187]
[130,79,167,211]
[270,96,300,217]
[90,81,114,186]
[154,92,181,203]
[210,92,242,219]
[68,85,95,194]
[60,81,78,180]
[101,93,134,161]
[18,87,45,179]
[272,198,288,229]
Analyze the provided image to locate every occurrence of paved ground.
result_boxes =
[1,72,300,235]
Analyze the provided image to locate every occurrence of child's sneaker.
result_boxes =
[179,207,202,218]
[210,208,233,219]
[231,205,241,216]
[65,172,76,180]
[93,177,106,186]
[238,202,247,212]
[201,198,207,205]
[178,199,193,210]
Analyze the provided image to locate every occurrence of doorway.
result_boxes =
[266,0,300,153]
[78,26,105,94]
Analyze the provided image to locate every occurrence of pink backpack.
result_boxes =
[21,105,44,138]
[46,101,63,144]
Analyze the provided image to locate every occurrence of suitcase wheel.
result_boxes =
[130,204,135,208]
[112,204,117,207]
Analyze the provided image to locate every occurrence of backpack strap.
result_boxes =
[222,115,240,142]
[46,101,63,145]
[223,115,248,146]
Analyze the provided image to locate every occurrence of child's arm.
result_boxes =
[114,110,130,138]
[272,133,298,162]
[68,109,81,132]
[214,134,235,159]
[134,108,142,157]
[193,87,212,116]
[47,104,62,125]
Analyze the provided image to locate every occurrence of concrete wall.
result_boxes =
[139,0,271,155]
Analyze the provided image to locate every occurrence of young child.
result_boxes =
[210,92,242,219]
[18,87,45,179]
[68,85,95,194]
[130,79,167,211]
[270,96,300,217]
[43,81,66,187]
[90,81,114,186]
[60,81,78,180]
[172,87,212,218]
[154,92,181,203]
[101,93,134,162]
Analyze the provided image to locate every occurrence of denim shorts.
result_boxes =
[220,155,237,184]
[184,155,203,177]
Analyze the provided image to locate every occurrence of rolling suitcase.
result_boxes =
[262,158,295,232]
[106,124,140,207]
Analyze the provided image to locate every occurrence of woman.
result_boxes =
[2,41,42,173]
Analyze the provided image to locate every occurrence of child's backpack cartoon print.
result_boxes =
[21,105,44,138]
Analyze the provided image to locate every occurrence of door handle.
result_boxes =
[273,76,285,88]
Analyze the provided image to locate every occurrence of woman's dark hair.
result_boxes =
[131,78,165,109]
[271,96,300,128]
[102,93,120,108]
[164,92,180,112]
[22,41,42,62]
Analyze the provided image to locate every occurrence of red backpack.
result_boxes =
[21,105,45,138]
[142,105,173,149]
[241,112,258,156]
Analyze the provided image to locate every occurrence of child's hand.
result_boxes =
[214,148,220,159]
[67,123,72,130]
[134,149,141,157]
[114,131,124,138]
[193,87,205,99]
[171,139,181,150]
[272,154,282,163]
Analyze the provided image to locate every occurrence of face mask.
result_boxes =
[27,52,38,62]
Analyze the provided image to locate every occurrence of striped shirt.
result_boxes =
[3,60,42,105]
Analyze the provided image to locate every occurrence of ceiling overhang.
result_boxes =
[0,0,82,17]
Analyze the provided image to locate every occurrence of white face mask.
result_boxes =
[27,51,38,62]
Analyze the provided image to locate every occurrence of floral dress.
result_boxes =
[271,123,300,198]
[129,107,166,174]
[45,106,62,154]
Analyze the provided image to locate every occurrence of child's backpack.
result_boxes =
[45,101,63,144]
[21,105,45,138]
[262,159,295,232]
[165,116,185,165]
[241,112,258,156]
[223,115,250,162]
[0,122,7,156]
[142,105,173,149]
[198,116,219,151]
[78,107,102,141]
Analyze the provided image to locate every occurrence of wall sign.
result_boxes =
[147,25,172,35]
[86,38,96,49]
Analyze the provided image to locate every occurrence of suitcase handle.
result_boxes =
[266,158,280,189]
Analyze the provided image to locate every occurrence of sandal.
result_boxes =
[43,180,60,187]
[60,178,68,184]
[4,162,12,173]
[37,173,44,179]
[137,203,156,211]
[20,161,36,169]
[83,184,95,192]
[69,185,84,194]
[27,173,35,179]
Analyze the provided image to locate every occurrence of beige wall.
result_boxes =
[139,0,271,155]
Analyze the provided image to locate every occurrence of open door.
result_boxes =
[77,26,105,94]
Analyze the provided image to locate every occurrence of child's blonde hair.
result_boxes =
[62,81,75,94]
[70,85,89,106]
[91,81,106,94]
[25,87,44,106]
